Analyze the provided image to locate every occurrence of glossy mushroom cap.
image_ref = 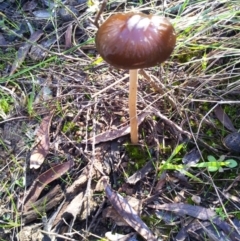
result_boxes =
[95,12,176,69]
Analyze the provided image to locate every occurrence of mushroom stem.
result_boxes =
[129,69,138,144]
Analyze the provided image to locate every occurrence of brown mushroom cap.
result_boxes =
[95,12,176,69]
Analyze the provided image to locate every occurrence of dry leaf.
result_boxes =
[28,37,56,61]
[149,203,240,241]
[148,203,216,220]
[17,223,43,241]
[126,160,154,184]
[103,180,157,241]
[182,148,201,165]
[30,113,53,169]
[22,185,64,224]
[24,160,74,209]
[155,210,179,225]
[105,232,136,241]
[62,189,97,222]
[22,1,38,11]
[214,105,236,132]
[103,196,142,226]
[175,220,228,241]
[83,112,150,144]
[32,10,52,18]
[10,30,43,76]
[223,132,240,152]
[65,24,73,49]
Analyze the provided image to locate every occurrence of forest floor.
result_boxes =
[0,0,240,240]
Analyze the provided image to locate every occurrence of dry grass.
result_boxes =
[0,0,240,240]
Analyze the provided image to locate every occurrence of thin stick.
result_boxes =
[129,69,138,144]
[94,0,108,28]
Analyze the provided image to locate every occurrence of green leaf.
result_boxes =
[207,166,219,172]
[167,143,186,162]
[207,155,216,162]
[225,159,238,168]
[178,169,204,183]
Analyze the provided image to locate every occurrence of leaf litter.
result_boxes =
[23,160,74,210]
[0,0,240,240]
[103,179,157,241]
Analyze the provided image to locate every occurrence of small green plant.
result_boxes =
[215,206,228,219]
[158,144,238,183]
[203,155,237,172]
[0,96,13,119]
[62,121,77,133]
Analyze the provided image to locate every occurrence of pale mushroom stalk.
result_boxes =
[129,69,138,144]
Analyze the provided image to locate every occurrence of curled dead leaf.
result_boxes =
[30,114,53,169]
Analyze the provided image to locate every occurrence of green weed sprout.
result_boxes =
[159,144,238,183]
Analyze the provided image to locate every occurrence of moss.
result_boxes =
[0,98,12,114]
[124,143,150,174]
[62,121,78,133]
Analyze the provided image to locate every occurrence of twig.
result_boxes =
[94,0,108,28]
[150,107,191,139]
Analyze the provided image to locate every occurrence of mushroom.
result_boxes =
[95,12,176,144]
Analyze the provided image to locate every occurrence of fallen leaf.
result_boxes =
[105,232,136,241]
[34,86,52,104]
[103,196,142,226]
[22,1,38,11]
[83,112,150,144]
[24,160,74,209]
[17,223,43,241]
[30,113,53,169]
[155,210,179,225]
[32,10,52,18]
[175,220,229,241]
[126,160,154,184]
[62,189,96,221]
[22,184,64,224]
[103,180,157,241]
[28,37,56,61]
[199,221,232,241]
[182,148,201,165]
[148,203,216,220]
[149,203,240,241]
[214,105,236,132]
[9,30,43,76]
[65,24,73,49]
[52,163,98,226]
